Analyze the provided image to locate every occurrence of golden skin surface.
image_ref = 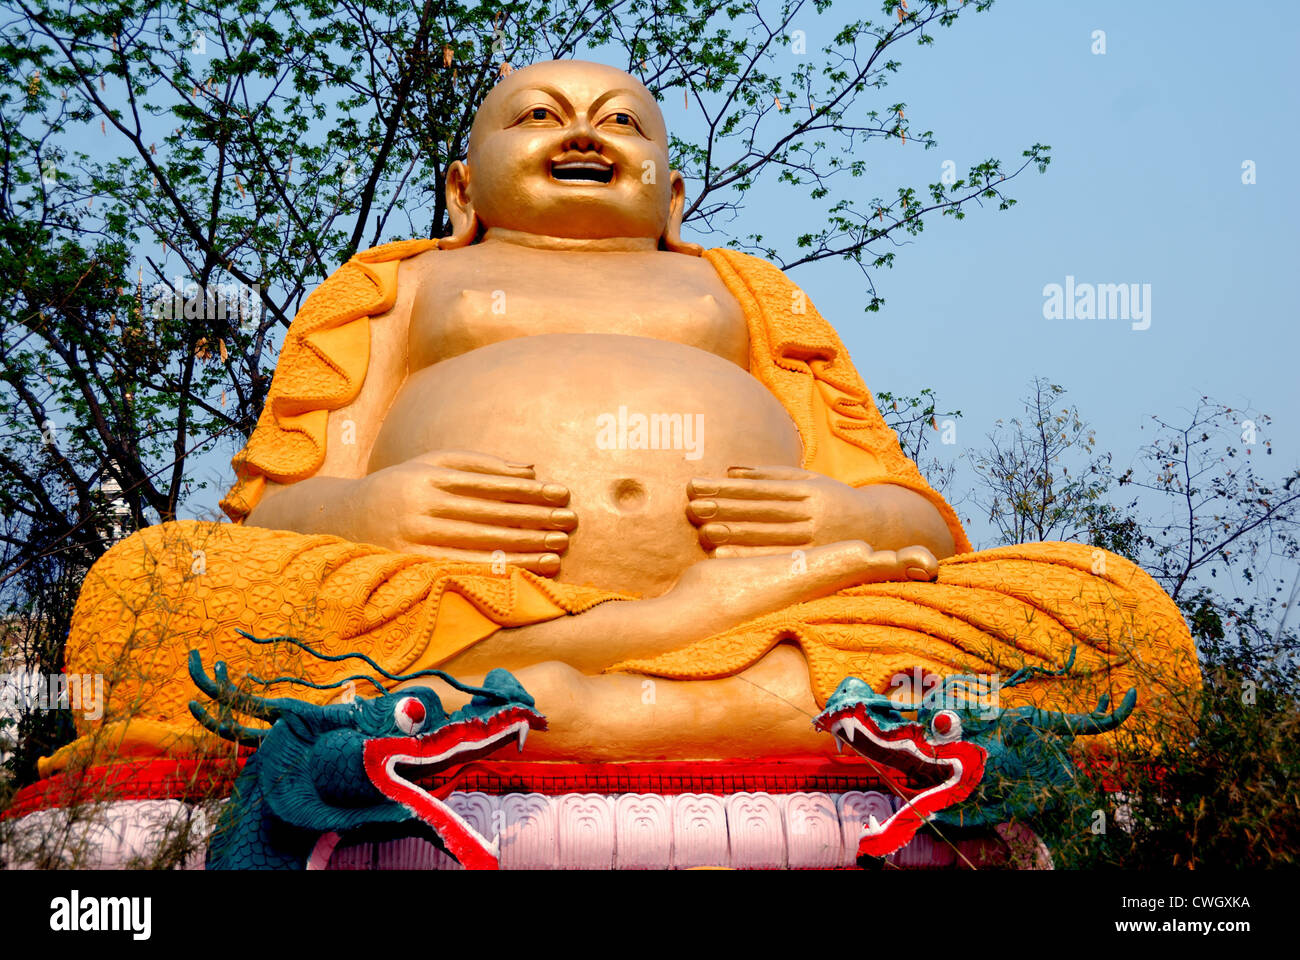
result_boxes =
[369,333,806,598]
[245,60,953,758]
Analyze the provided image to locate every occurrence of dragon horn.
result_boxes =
[187,700,270,747]
[1001,645,1079,690]
[187,650,281,720]
[214,660,284,719]
[1050,687,1138,737]
[187,649,220,699]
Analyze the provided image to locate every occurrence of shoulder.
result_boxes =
[347,237,444,293]
[704,247,783,272]
[353,237,440,264]
[703,247,797,289]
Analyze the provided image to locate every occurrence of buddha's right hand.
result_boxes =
[354,450,575,575]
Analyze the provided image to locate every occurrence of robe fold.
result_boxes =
[45,241,1199,775]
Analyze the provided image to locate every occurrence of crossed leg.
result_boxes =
[407,644,833,759]
[396,539,929,758]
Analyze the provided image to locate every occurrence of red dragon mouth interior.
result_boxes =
[358,706,547,870]
[822,703,986,858]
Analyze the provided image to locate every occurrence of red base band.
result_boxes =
[5,753,1150,821]
[5,755,905,819]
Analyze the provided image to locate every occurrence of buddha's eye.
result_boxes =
[602,111,640,132]
[531,107,550,120]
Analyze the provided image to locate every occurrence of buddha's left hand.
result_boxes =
[686,466,945,574]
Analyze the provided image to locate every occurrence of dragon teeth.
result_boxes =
[867,814,882,833]
[517,723,528,752]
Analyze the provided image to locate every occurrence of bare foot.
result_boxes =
[664,539,937,629]
[434,540,937,676]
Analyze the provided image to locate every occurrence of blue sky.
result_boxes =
[705,0,1300,546]
[183,0,1299,559]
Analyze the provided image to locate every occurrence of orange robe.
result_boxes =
[44,241,1200,775]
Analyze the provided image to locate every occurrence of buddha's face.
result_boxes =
[454,61,678,242]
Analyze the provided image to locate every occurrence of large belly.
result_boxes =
[370,334,804,595]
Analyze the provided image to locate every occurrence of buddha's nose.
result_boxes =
[562,124,604,155]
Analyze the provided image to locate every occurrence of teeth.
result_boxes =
[834,735,843,754]
[554,161,608,170]
[867,814,881,833]
[517,723,528,752]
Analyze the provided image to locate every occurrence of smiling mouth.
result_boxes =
[550,159,614,184]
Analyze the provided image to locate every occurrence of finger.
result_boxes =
[699,521,814,549]
[402,545,562,577]
[725,465,814,481]
[434,497,577,532]
[688,477,806,501]
[404,518,571,553]
[687,497,811,524]
[713,544,804,559]
[436,473,570,506]
[412,450,537,478]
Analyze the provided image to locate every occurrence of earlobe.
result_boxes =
[661,169,703,256]
[442,160,479,249]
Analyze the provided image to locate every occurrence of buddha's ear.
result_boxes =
[442,160,479,249]
[661,169,703,256]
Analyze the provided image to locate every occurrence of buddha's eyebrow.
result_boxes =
[507,85,573,117]
[506,85,651,121]
[589,88,648,114]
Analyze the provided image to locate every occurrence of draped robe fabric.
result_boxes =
[44,241,1200,775]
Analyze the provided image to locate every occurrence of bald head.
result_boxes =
[445,58,690,247]
[468,60,669,161]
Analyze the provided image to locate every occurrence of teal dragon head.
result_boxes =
[189,635,545,870]
[814,649,1136,858]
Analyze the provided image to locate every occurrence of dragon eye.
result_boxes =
[394,696,427,735]
[930,710,961,743]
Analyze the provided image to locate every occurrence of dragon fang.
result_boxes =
[815,649,1137,859]
[187,642,545,870]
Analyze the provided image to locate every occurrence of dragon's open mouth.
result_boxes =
[815,702,986,858]
[361,705,546,870]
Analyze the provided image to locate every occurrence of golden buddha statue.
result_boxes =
[46,60,1199,773]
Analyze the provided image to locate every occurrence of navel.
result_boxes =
[609,477,648,513]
